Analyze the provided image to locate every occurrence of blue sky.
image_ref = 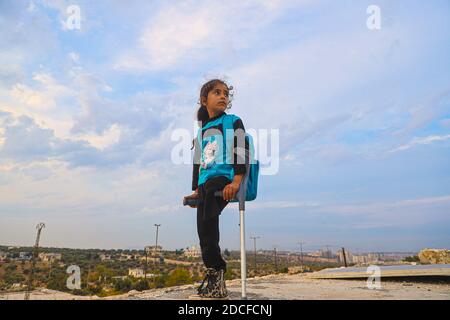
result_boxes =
[0,0,449,253]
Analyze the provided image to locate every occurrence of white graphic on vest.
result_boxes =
[201,140,219,169]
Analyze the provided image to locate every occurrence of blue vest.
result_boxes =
[197,113,259,201]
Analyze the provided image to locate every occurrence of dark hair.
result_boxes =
[192,79,234,150]
[196,79,234,123]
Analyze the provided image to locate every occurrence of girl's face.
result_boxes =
[202,83,229,117]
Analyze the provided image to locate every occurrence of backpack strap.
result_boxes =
[222,114,236,165]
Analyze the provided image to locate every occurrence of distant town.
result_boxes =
[0,244,419,297]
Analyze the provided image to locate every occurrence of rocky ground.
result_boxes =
[1,273,449,300]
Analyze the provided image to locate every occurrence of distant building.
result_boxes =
[184,245,201,258]
[128,268,156,278]
[99,253,112,261]
[367,253,380,263]
[129,268,145,278]
[119,254,134,261]
[145,245,163,256]
[352,255,368,265]
[38,253,62,263]
[0,251,7,261]
[18,252,32,260]
[337,250,352,264]
[320,249,333,259]
[309,250,322,257]
[11,283,26,290]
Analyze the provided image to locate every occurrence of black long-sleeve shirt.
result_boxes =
[192,112,249,191]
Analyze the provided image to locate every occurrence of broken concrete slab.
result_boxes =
[308,264,450,279]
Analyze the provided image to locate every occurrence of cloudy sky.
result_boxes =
[0,0,449,253]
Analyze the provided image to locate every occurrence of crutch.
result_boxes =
[183,164,250,300]
[214,163,250,300]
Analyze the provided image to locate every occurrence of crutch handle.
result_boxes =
[182,193,202,207]
[183,197,200,206]
[214,190,240,202]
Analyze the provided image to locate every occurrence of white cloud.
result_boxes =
[68,51,80,63]
[307,194,450,231]
[398,195,450,206]
[246,200,320,210]
[74,123,122,150]
[10,82,58,110]
[392,88,450,137]
[0,128,5,148]
[388,134,450,153]
[114,0,305,71]
[246,194,450,215]
[2,73,77,140]
[138,204,182,216]
[0,158,175,219]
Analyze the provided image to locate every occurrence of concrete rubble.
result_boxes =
[419,249,450,264]
[1,273,449,300]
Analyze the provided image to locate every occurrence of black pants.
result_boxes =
[197,176,231,272]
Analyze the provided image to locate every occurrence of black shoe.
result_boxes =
[198,268,228,299]
[197,268,215,295]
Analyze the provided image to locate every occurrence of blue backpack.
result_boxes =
[221,115,259,202]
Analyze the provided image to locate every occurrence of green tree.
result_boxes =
[114,278,133,293]
[403,255,420,262]
[4,272,25,286]
[153,274,167,289]
[133,279,150,291]
[166,268,192,287]
[224,268,233,280]
[5,264,17,272]
[47,273,67,292]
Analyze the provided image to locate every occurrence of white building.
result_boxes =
[368,253,380,263]
[184,245,201,258]
[128,268,145,278]
[99,253,112,261]
[119,254,134,261]
[39,253,62,263]
[337,250,352,264]
[352,255,369,265]
[18,252,32,260]
[128,268,155,278]
[0,251,7,261]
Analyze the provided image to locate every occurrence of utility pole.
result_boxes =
[154,224,161,267]
[298,241,306,271]
[250,236,261,274]
[144,246,149,279]
[25,222,45,300]
[342,247,348,267]
[273,247,278,272]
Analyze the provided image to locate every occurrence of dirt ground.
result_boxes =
[1,273,449,300]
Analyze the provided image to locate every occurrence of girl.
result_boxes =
[188,79,248,299]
